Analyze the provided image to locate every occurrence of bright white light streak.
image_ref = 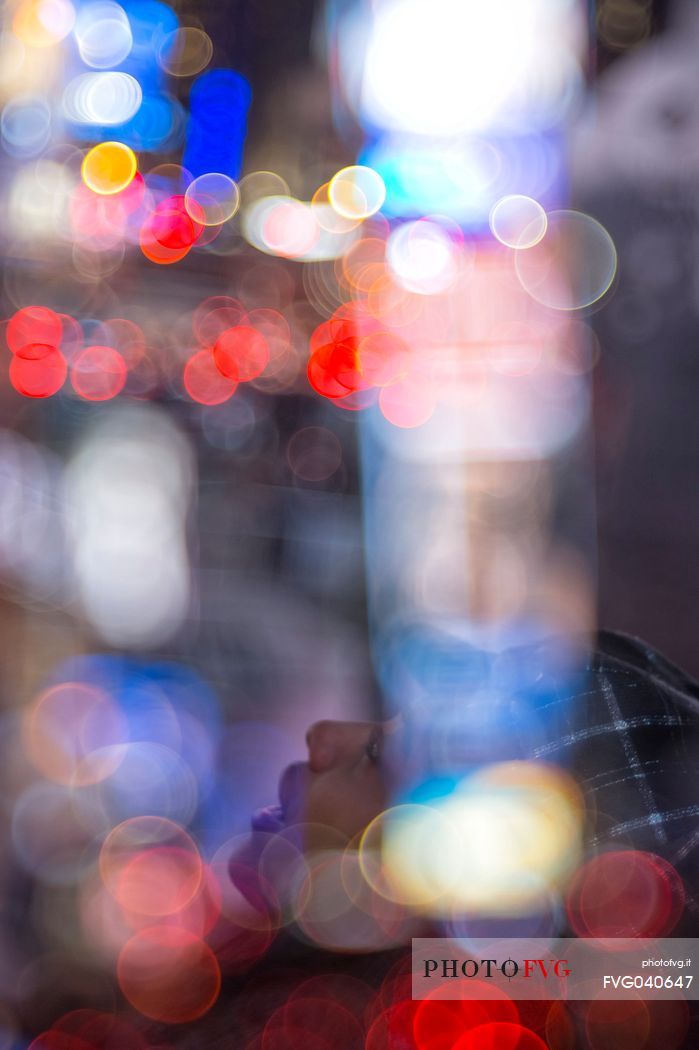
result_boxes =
[386,220,459,294]
[63,405,194,648]
[34,0,76,42]
[10,160,74,239]
[63,72,142,125]
[0,430,69,601]
[359,0,583,135]
[242,195,359,261]
[74,1,133,69]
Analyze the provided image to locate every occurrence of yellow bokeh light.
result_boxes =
[13,0,75,49]
[357,762,584,919]
[359,803,463,908]
[311,181,360,234]
[438,760,584,915]
[158,27,213,78]
[328,165,385,221]
[81,141,137,196]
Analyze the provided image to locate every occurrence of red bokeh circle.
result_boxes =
[10,348,67,398]
[184,350,238,405]
[117,925,221,1023]
[71,345,127,401]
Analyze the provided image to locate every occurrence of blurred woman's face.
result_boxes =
[278,720,388,850]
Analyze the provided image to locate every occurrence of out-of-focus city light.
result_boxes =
[566,849,687,939]
[242,193,361,260]
[183,68,252,180]
[1,95,51,158]
[238,169,290,207]
[115,91,186,152]
[597,0,652,51]
[287,427,343,482]
[213,325,269,382]
[158,26,213,78]
[0,430,69,605]
[117,925,221,1022]
[81,140,138,195]
[328,164,386,220]
[490,194,548,248]
[386,219,459,295]
[330,0,584,222]
[9,346,68,398]
[359,0,582,135]
[360,131,563,223]
[0,30,26,87]
[70,344,128,400]
[74,1,134,69]
[10,159,73,238]
[358,761,583,917]
[23,681,127,786]
[63,72,143,126]
[261,197,320,257]
[184,172,240,225]
[62,405,193,647]
[514,209,619,309]
[13,0,76,48]
[126,0,179,58]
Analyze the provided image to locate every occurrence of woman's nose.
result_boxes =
[305,720,342,772]
[305,720,379,772]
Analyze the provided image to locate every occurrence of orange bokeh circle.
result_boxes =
[117,925,221,1023]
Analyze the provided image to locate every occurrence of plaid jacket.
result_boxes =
[384,626,699,932]
[531,630,699,933]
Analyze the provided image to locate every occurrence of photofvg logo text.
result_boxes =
[423,957,571,980]
[412,938,699,1001]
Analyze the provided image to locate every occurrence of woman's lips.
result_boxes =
[278,761,309,822]
[250,804,285,833]
[250,761,310,833]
